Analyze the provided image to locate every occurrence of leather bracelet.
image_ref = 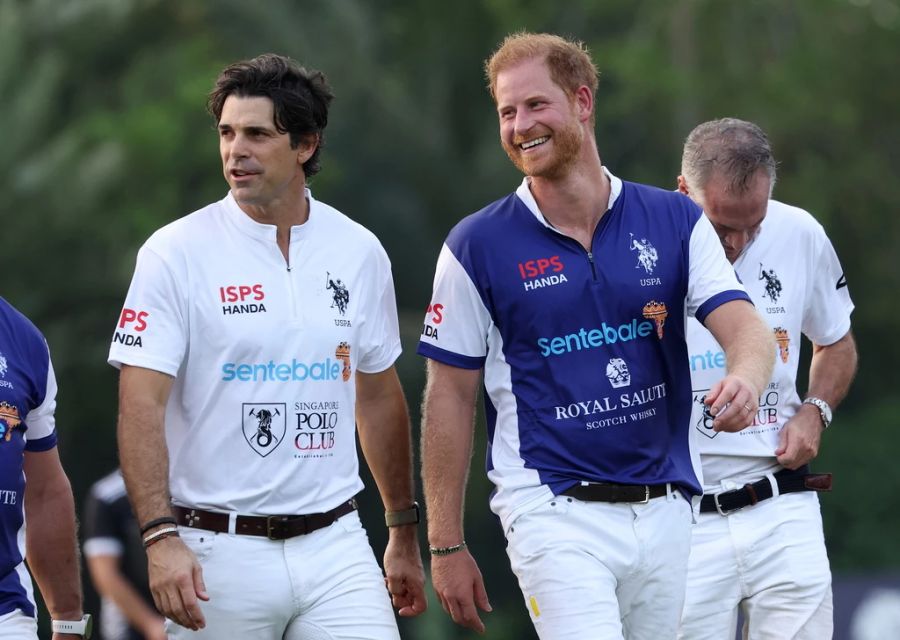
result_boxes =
[385,501,420,527]
[142,526,179,548]
[144,531,180,549]
[429,541,467,556]
[139,516,177,536]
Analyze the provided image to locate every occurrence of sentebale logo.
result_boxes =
[222,359,341,382]
[537,318,655,357]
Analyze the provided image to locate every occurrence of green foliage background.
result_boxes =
[2,1,898,638]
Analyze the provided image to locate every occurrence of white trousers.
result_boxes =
[506,489,693,640]
[168,510,399,640]
[677,491,832,640]
[0,610,37,640]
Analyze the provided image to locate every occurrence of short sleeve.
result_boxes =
[687,214,750,323]
[108,244,188,376]
[417,243,492,369]
[355,245,402,374]
[23,352,57,452]
[802,226,854,345]
[82,488,125,558]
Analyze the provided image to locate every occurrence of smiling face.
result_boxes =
[683,168,771,263]
[217,95,315,213]
[495,57,586,179]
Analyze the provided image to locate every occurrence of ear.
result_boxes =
[296,133,319,166]
[574,85,593,124]
[676,175,690,195]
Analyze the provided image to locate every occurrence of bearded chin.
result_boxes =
[503,126,582,179]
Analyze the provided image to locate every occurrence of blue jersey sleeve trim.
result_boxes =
[696,290,753,325]
[417,342,485,370]
[24,432,57,452]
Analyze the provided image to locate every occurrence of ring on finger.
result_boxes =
[743,403,753,412]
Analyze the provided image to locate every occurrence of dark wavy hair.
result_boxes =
[207,53,334,177]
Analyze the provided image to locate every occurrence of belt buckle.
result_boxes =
[266,515,289,540]
[638,485,650,504]
[713,490,744,516]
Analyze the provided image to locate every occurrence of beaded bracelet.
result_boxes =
[142,526,179,549]
[428,541,467,556]
[139,516,177,536]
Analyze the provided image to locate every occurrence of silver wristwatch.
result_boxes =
[803,397,833,429]
[51,614,93,638]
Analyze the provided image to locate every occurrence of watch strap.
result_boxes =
[51,613,92,637]
[385,501,420,527]
[803,397,832,428]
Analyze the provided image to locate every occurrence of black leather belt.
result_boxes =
[172,499,357,540]
[562,482,669,504]
[699,467,832,515]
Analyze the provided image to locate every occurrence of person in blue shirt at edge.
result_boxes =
[0,297,90,639]
[417,32,776,639]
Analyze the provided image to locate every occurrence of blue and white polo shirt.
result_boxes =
[0,297,58,619]
[418,171,750,530]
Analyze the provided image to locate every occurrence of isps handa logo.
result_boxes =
[0,401,22,443]
[517,255,568,291]
[220,284,267,316]
[422,303,443,340]
[112,308,148,347]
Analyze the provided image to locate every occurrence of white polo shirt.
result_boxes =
[109,190,401,515]
[687,199,853,489]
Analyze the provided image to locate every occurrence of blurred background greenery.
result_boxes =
[2,0,898,638]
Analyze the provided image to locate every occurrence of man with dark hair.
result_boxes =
[677,117,857,640]
[110,54,425,639]
[0,297,88,639]
[418,33,774,639]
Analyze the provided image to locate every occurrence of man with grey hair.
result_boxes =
[677,117,858,639]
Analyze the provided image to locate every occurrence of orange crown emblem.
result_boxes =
[0,401,22,442]
[774,327,790,363]
[642,300,668,339]
[335,342,352,381]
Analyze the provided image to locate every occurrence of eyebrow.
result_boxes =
[217,123,273,134]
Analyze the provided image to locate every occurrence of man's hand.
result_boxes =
[775,403,824,469]
[704,374,760,432]
[146,535,208,630]
[383,527,427,617]
[431,550,492,634]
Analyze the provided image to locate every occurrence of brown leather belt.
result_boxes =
[172,498,357,540]
[699,466,832,515]
[562,482,669,504]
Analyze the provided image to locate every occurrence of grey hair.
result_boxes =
[681,118,777,195]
